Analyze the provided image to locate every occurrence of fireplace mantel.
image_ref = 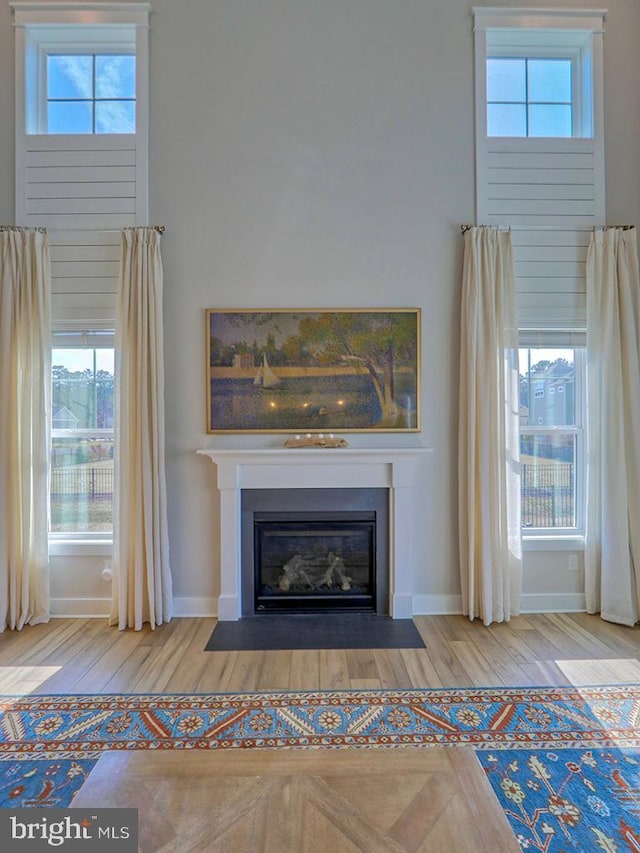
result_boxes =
[197,446,432,620]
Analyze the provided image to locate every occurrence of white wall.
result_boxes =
[2,0,640,616]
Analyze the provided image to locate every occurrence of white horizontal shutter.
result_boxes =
[477,138,603,331]
[49,229,121,327]
[21,135,139,230]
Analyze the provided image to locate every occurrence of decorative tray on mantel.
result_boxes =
[283,434,349,448]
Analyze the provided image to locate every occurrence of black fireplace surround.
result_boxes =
[241,488,389,615]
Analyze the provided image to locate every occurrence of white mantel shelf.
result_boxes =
[197,446,433,620]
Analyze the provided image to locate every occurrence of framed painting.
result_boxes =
[205,308,421,433]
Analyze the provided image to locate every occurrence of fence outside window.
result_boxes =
[50,462,574,531]
[521,462,574,528]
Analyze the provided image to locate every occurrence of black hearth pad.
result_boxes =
[204,613,426,651]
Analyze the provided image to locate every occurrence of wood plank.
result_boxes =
[162,618,217,693]
[256,649,293,691]
[373,649,414,689]
[318,649,350,690]
[399,649,444,689]
[196,650,239,693]
[345,648,379,682]
[289,650,321,691]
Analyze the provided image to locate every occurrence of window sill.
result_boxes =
[49,539,113,557]
[522,535,585,552]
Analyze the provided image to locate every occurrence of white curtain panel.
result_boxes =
[585,227,640,626]
[458,227,522,625]
[0,228,51,631]
[112,228,173,630]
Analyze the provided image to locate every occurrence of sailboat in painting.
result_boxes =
[254,354,281,389]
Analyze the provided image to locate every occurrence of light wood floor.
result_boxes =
[2,613,639,852]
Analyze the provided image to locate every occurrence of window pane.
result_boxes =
[47,55,93,99]
[528,59,572,103]
[521,434,576,528]
[529,104,572,137]
[487,58,526,102]
[519,348,575,426]
[51,348,114,534]
[50,436,114,532]
[95,55,136,99]
[487,103,526,136]
[95,100,136,133]
[47,101,93,133]
[52,349,114,428]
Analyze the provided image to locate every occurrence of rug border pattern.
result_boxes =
[2,685,640,758]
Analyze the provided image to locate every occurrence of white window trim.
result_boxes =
[486,49,584,138]
[520,347,586,541]
[474,7,605,142]
[38,41,137,135]
[11,3,148,136]
[12,1,150,222]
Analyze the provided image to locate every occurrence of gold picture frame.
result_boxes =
[205,308,421,433]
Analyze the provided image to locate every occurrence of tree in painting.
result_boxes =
[296,312,417,420]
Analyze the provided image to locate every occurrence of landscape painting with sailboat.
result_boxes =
[206,309,420,433]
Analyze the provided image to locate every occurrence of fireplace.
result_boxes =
[241,488,388,615]
[197,446,431,620]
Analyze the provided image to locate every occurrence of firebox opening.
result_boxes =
[254,513,376,612]
[240,488,389,616]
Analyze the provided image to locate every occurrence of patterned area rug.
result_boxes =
[2,685,640,848]
[477,747,640,851]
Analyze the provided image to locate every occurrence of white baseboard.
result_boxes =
[49,593,586,620]
[50,597,111,617]
[411,592,586,616]
[412,594,462,615]
[520,592,586,613]
[172,597,217,617]
[50,596,218,619]
[390,593,413,619]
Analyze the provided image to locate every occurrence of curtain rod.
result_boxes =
[123,225,165,233]
[2,225,165,234]
[460,224,634,234]
[0,225,47,233]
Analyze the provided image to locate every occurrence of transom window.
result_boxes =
[47,53,135,133]
[487,57,572,137]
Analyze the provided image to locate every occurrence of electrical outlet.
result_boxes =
[568,554,579,572]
